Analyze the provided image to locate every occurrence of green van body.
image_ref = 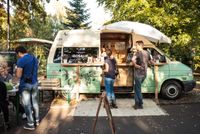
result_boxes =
[46,30,196,99]
[143,61,194,92]
[46,63,101,93]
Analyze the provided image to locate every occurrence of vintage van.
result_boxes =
[46,29,196,100]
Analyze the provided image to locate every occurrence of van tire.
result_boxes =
[161,80,182,100]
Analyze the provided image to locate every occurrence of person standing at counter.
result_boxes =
[0,63,26,121]
[15,46,39,130]
[100,47,107,62]
[103,49,118,108]
[132,40,151,110]
[0,80,10,129]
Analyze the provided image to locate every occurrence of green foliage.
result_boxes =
[194,56,200,71]
[62,0,91,29]
[0,0,92,73]
[0,0,62,75]
[193,46,200,72]
[0,1,7,49]
[28,46,50,75]
[96,0,200,71]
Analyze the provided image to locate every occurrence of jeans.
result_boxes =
[21,83,39,125]
[104,77,115,104]
[134,76,146,106]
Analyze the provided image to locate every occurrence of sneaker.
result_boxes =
[133,104,143,110]
[109,104,113,109]
[138,105,143,109]
[22,113,26,119]
[133,105,138,110]
[35,121,39,127]
[4,122,10,129]
[23,124,35,130]
[111,102,118,109]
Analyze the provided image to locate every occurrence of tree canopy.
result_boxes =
[97,0,200,71]
[0,0,199,71]
[0,0,62,74]
[0,0,58,47]
[62,0,91,29]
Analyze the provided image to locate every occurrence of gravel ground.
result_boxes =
[1,80,199,133]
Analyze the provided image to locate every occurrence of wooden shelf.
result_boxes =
[61,63,133,67]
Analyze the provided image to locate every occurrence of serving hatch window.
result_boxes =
[53,48,62,63]
[52,47,99,63]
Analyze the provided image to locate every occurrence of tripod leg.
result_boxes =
[92,96,103,134]
[103,96,116,134]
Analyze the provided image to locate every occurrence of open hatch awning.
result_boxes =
[100,21,171,44]
[12,38,53,45]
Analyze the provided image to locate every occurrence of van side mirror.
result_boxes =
[160,55,166,63]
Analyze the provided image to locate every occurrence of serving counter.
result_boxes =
[60,63,134,93]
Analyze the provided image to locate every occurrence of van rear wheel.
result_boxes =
[161,80,182,100]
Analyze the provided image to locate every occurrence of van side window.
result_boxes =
[53,48,61,63]
[145,48,166,63]
[152,49,161,62]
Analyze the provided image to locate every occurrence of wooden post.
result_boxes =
[76,65,80,101]
[154,65,158,99]
[154,65,159,104]
[7,0,10,50]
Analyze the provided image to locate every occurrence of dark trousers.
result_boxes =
[134,76,146,106]
[9,95,25,114]
[0,81,9,123]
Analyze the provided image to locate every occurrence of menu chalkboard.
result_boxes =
[63,47,99,63]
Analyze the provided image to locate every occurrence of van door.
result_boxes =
[46,47,64,86]
[141,47,169,93]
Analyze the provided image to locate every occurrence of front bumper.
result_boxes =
[183,80,196,92]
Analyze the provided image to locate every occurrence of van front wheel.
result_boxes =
[161,81,182,100]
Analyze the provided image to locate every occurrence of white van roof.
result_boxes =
[48,29,158,63]
[53,29,155,48]
[53,29,100,48]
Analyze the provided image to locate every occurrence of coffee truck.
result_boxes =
[46,21,196,99]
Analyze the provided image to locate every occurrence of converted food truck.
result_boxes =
[46,21,196,100]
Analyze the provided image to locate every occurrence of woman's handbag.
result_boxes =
[115,67,119,77]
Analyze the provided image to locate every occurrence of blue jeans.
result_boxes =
[21,83,39,126]
[104,77,115,104]
[134,76,146,106]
